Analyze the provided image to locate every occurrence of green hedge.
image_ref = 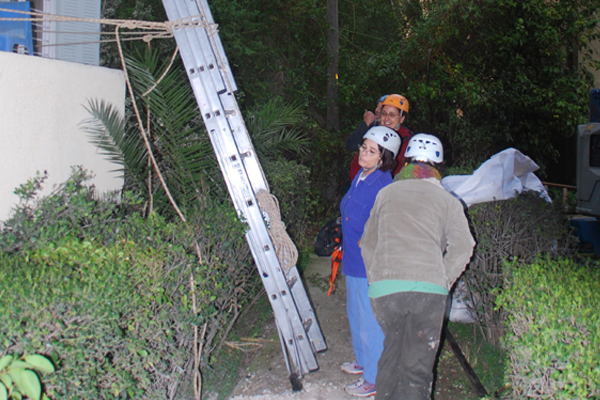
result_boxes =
[497,257,600,399]
[0,239,185,399]
[464,191,574,344]
[0,169,259,399]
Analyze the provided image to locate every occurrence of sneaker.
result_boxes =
[345,378,376,397]
[345,378,366,390]
[341,360,364,375]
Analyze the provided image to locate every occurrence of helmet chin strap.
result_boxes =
[362,166,376,174]
[362,159,382,174]
[394,110,404,130]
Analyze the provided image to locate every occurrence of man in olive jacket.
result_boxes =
[361,134,475,400]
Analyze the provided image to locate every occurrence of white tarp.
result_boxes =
[442,148,550,207]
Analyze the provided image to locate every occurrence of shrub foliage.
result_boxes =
[497,257,600,399]
[262,159,313,246]
[464,191,574,344]
[0,168,260,399]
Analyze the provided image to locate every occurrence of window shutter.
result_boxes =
[53,0,101,65]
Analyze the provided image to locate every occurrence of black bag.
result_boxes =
[314,217,343,257]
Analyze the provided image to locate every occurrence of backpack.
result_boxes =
[313,217,342,257]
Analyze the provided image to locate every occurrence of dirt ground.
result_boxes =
[221,254,481,400]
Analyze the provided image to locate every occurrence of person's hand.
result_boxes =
[363,110,376,125]
[358,239,362,248]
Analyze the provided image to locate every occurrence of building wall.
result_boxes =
[0,51,125,221]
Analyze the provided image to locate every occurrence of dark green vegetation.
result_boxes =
[196,0,600,185]
[101,0,600,199]
[464,191,575,344]
[0,169,260,398]
[212,0,600,180]
[498,257,600,399]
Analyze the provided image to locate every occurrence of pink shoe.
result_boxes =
[341,360,364,375]
[345,378,376,397]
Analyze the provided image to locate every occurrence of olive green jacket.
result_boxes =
[361,178,475,290]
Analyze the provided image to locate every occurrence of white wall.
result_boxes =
[0,51,125,222]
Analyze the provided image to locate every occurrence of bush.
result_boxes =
[497,257,600,399]
[262,159,314,247]
[0,168,259,399]
[0,238,185,399]
[464,191,575,344]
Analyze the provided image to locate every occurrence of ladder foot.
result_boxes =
[289,373,303,392]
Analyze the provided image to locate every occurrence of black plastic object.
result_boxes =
[314,217,342,257]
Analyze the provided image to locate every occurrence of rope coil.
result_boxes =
[255,189,298,274]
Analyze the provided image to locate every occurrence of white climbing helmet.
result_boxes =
[404,133,444,163]
[362,126,401,157]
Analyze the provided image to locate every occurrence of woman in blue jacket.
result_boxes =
[340,126,401,397]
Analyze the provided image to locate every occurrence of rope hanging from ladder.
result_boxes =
[255,189,298,274]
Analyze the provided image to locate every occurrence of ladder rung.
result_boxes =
[303,318,313,333]
[287,275,297,289]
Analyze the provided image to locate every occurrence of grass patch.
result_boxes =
[201,348,247,399]
[446,322,508,397]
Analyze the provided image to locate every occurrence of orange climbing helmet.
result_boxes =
[382,94,409,115]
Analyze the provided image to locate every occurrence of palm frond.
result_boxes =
[245,97,310,161]
[124,48,221,209]
[83,47,277,215]
[81,99,127,167]
[81,99,149,191]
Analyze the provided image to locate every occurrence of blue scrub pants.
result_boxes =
[345,275,384,385]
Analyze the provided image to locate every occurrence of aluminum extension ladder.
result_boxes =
[160,0,327,386]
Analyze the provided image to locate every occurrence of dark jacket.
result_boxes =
[361,178,475,289]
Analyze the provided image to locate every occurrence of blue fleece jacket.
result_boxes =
[340,168,393,278]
